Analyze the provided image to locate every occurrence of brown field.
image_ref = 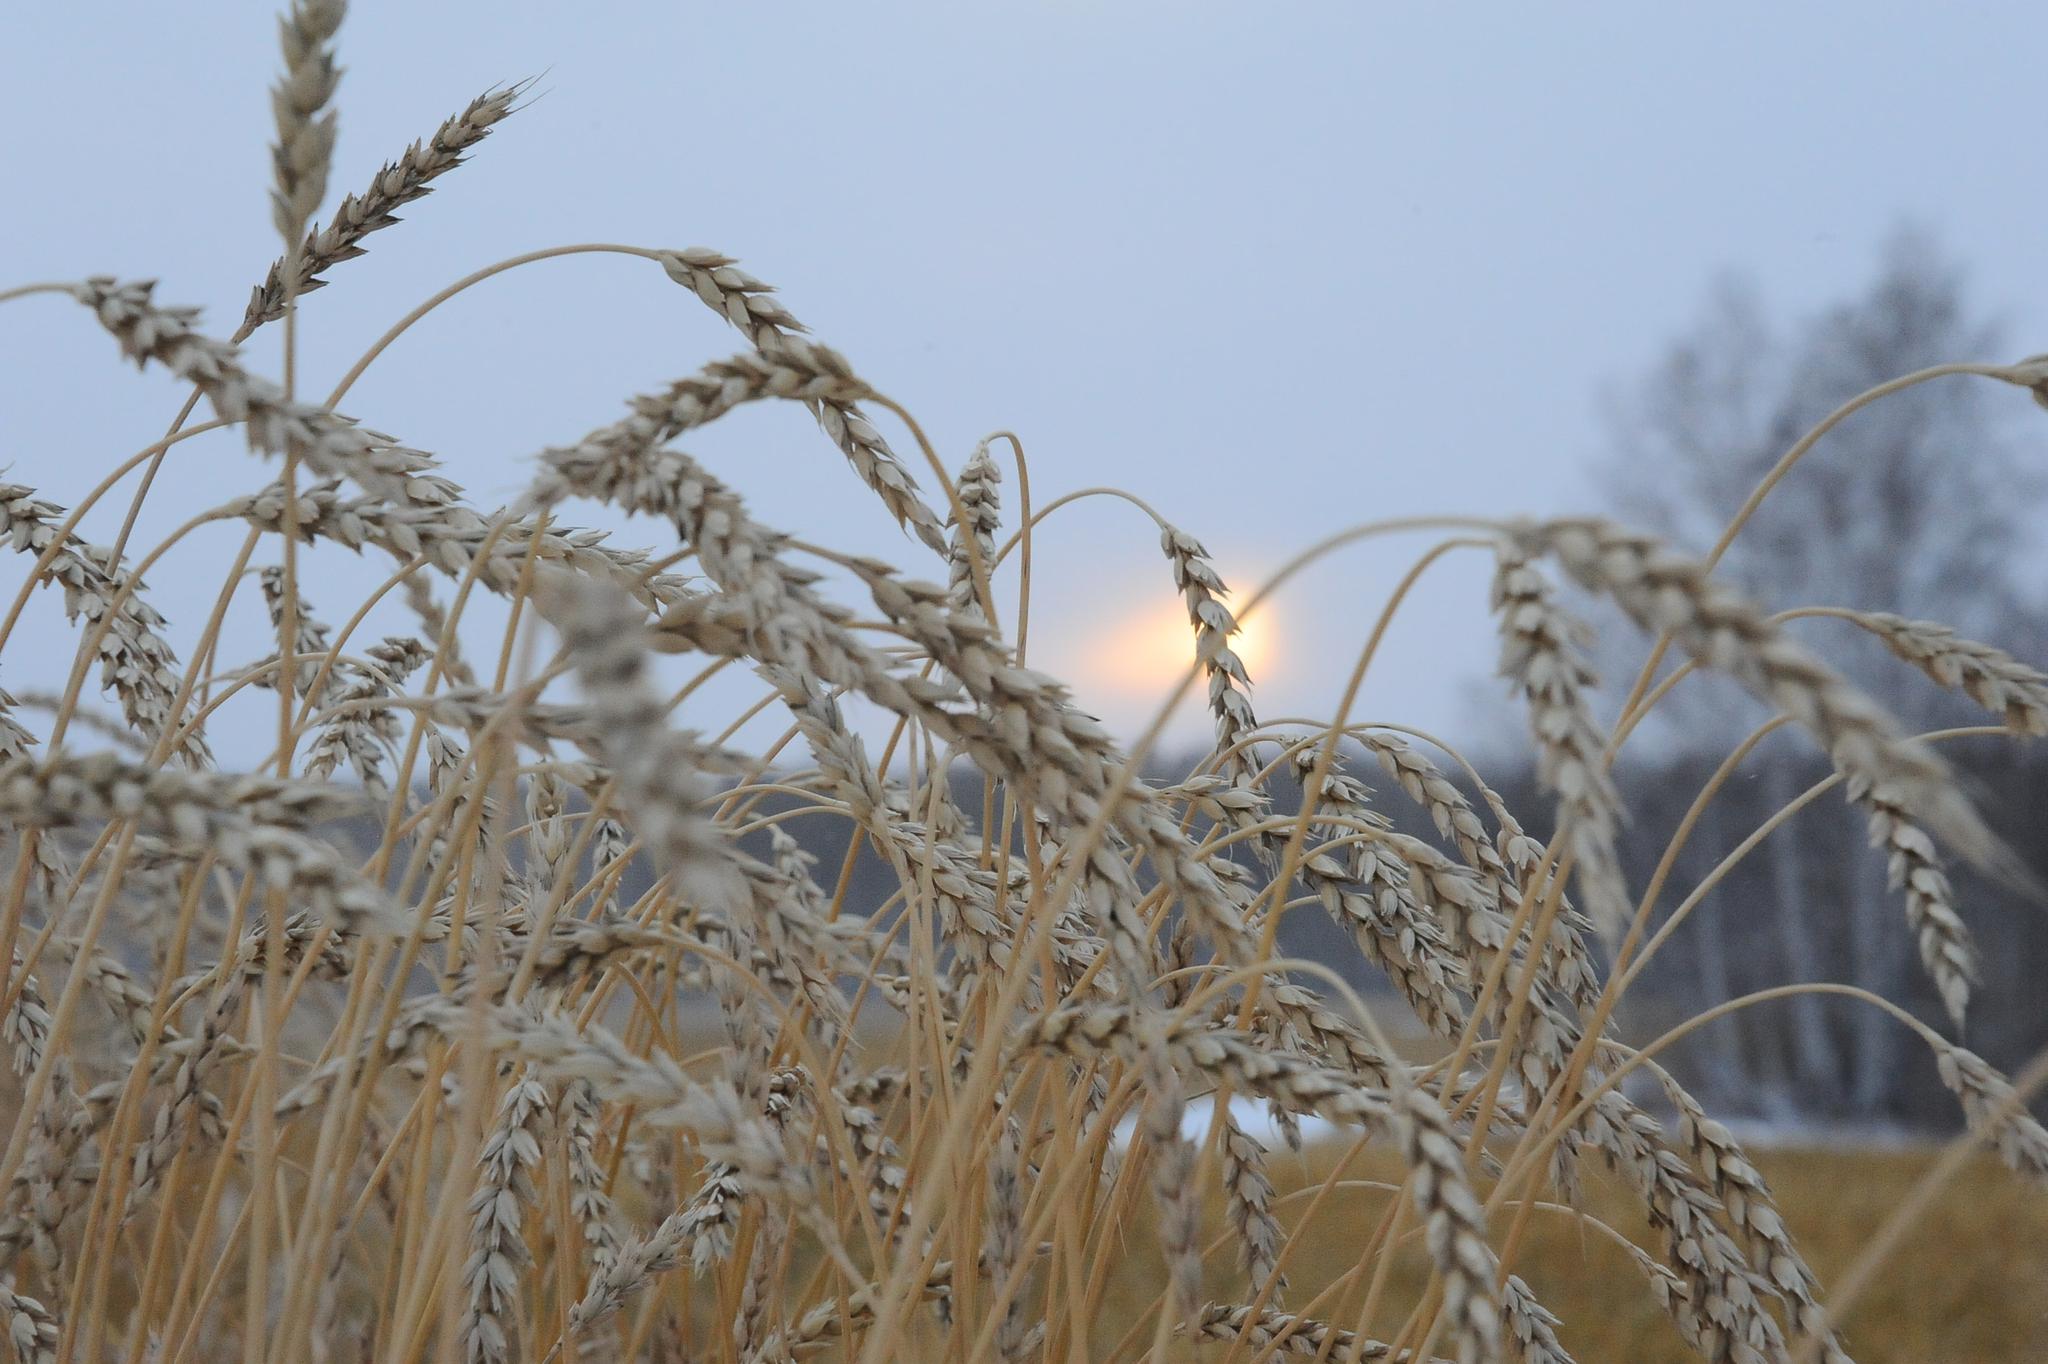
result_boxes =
[1087,1142,2048,1362]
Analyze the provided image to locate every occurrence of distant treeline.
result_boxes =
[744,737,2048,1131]
[364,732,2039,1131]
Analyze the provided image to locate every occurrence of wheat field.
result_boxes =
[3,5,2048,1363]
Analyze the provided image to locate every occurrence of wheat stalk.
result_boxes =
[245,84,523,334]
[1,482,208,766]
[268,0,345,243]
[7,11,2045,1360]
[656,248,948,553]
[1513,517,2002,873]
[1851,610,2048,735]
[1857,777,1977,1028]
[1490,541,1627,935]
[458,1074,549,1364]
[1,1284,59,1364]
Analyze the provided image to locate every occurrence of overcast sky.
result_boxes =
[4,3,2046,768]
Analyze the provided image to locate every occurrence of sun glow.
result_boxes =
[1091,589,1278,698]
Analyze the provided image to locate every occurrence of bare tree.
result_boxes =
[1596,226,2046,1120]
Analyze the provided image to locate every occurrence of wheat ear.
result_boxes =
[245,84,523,334]
[268,0,345,242]
[657,247,948,552]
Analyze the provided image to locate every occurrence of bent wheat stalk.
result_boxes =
[3,9,2045,1363]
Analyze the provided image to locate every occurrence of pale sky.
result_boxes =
[5,3,2046,768]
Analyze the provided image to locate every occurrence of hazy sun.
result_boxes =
[1093,590,1277,696]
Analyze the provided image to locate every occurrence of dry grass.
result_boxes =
[3,6,2048,1363]
[1105,1142,2048,1364]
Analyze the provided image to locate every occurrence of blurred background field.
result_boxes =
[1100,1143,2048,1363]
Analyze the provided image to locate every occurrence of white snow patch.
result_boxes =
[1112,1094,1341,1149]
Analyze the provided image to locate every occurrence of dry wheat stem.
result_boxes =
[9,15,2047,1361]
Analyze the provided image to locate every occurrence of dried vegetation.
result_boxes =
[2,7,2046,1362]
